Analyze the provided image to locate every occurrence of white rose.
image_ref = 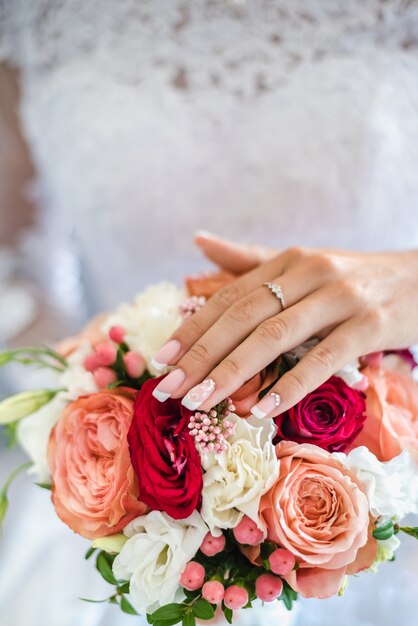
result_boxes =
[112,510,207,614]
[368,535,401,573]
[200,415,280,533]
[58,341,98,400]
[17,394,67,482]
[335,360,366,389]
[102,283,185,375]
[333,446,418,520]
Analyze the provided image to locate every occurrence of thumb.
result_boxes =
[194,231,277,275]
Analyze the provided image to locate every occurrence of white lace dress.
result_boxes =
[1,1,418,625]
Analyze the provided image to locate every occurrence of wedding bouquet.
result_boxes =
[1,273,418,626]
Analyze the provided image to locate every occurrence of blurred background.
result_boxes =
[1,1,418,625]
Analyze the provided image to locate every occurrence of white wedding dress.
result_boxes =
[1,1,418,625]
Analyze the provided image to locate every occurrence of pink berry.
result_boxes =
[124,351,145,378]
[224,585,248,610]
[255,573,283,602]
[200,532,226,557]
[84,353,100,372]
[180,562,205,591]
[109,325,126,344]
[202,581,225,604]
[94,342,117,366]
[93,366,117,388]
[233,516,264,546]
[269,548,296,576]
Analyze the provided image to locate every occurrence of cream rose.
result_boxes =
[102,283,185,375]
[112,510,208,613]
[260,441,372,599]
[200,415,279,533]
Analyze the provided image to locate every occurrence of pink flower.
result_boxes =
[275,376,366,452]
[48,388,147,539]
[353,366,418,461]
[259,441,374,599]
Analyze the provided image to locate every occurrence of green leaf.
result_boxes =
[182,613,196,626]
[151,604,187,622]
[280,580,298,611]
[183,588,201,600]
[147,614,155,624]
[120,596,138,615]
[372,520,395,541]
[192,598,215,620]
[399,526,418,540]
[118,582,131,594]
[1,422,18,447]
[154,618,185,626]
[260,541,277,560]
[35,482,52,490]
[96,551,118,585]
[223,607,233,624]
[85,547,97,560]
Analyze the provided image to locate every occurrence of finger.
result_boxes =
[195,231,277,274]
[182,286,357,411]
[151,254,287,371]
[249,318,367,418]
[167,269,325,402]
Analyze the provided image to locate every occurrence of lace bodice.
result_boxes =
[2,0,418,310]
[1,4,418,626]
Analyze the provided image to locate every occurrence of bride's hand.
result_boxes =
[151,234,418,418]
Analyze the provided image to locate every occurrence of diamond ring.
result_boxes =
[263,282,286,309]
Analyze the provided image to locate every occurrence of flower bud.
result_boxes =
[269,548,296,576]
[92,533,127,554]
[233,515,264,546]
[0,389,59,425]
[255,573,283,602]
[180,561,205,591]
[202,580,225,604]
[224,585,248,610]
[200,531,226,557]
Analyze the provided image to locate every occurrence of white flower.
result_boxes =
[335,360,366,389]
[200,415,279,533]
[58,341,98,400]
[102,283,185,375]
[333,446,418,521]
[17,394,67,482]
[112,510,207,614]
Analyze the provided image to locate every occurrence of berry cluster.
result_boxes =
[188,399,235,453]
[83,325,145,388]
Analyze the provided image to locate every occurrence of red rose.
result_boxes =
[275,376,366,452]
[128,376,203,519]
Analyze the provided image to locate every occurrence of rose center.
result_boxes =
[296,477,337,526]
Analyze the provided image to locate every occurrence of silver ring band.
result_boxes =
[263,282,286,309]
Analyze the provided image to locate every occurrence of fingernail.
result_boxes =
[181,378,216,411]
[152,369,186,402]
[151,339,181,371]
[250,392,281,419]
[195,229,216,239]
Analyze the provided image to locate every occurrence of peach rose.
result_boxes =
[48,388,147,539]
[230,363,279,417]
[259,441,373,598]
[185,271,234,299]
[353,366,418,462]
[56,313,108,358]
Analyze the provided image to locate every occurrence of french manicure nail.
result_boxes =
[151,339,181,371]
[250,392,281,419]
[152,369,186,402]
[181,378,216,411]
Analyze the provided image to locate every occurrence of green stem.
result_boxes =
[1,461,33,497]
[0,347,68,369]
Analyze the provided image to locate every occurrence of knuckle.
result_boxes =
[282,370,306,396]
[256,316,289,342]
[285,246,308,264]
[211,282,244,309]
[309,344,337,371]
[225,293,258,324]
[362,307,385,332]
[313,252,340,276]
[186,340,212,365]
[220,358,242,379]
[183,315,207,337]
[337,279,367,304]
